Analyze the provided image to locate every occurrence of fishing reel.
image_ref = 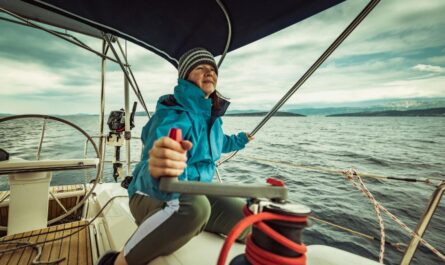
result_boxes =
[106,102,137,181]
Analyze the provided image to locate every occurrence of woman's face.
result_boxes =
[187,64,217,98]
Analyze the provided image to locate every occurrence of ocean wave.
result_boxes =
[1,116,443,265]
[413,139,437,144]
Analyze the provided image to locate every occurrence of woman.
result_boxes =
[99,48,253,265]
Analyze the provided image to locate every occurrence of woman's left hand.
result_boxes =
[245,132,254,142]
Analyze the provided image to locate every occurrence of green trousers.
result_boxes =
[123,193,249,265]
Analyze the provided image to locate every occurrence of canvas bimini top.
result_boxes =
[0,0,344,66]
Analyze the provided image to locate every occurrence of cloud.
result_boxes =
[412,64,445,73]
[0,58,63,95]
[298,75,445,105]
[0,22,100,70]
[1,0,445,114]
[427,55,445,65]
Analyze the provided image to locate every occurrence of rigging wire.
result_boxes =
[2,7,150,119]
[1,8,151,118]
[115,37,151,119]
[103,34,151,118]
[5,0,434,262]
[217,0,381,166]
[0,7,118,63]
[310,215,408,253]
[240,155,443,187]
[220,154,445,259]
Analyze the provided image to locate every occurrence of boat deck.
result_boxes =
[0,220,92,265]
[0,184,86,230]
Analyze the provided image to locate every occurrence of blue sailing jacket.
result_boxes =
[128,79,249,201]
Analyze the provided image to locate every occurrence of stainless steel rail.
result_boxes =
[218,0,381,166]
[0,7,118,63]
[83,136,142,165]
[36,118,47,160]
[98,40,108,182]
[400,182,445,265]
[103,33,150,117]
[0,159,99,175]
[0,8,151,119]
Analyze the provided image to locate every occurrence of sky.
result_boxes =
[0,0,445,114]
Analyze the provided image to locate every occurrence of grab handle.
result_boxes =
[159,128,287,200]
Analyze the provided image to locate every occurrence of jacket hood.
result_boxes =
[156,79,212,116]
[156,79,230,118]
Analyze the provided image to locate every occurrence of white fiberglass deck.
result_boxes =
[91,183,381,265]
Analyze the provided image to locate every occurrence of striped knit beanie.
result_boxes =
[178,48,218,79]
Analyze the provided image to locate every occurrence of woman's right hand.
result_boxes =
[148,137,193,178]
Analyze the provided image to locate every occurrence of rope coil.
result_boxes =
[218,206,308,265]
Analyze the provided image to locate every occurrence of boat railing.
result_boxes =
[83,135,142,165]
[31,117,142,167]
[0,158,99,175]
[400,182,445,264]
[226,155,445,264]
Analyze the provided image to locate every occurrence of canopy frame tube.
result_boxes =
[218,0,381,166]
[0,7,118,63]
[0,7,151,118]
[103,34,150,117]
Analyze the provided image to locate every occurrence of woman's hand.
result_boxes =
[245,132,254,142]
[148,137,193,178]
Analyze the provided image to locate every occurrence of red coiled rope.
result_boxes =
[217,206,308,265]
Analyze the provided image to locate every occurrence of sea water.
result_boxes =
[0,115,444,265]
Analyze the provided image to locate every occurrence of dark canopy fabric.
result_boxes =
[23,0,343,66]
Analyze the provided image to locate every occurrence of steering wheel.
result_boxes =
[0,114,102,226]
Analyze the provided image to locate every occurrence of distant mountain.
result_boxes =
[225,109,267,114]
[3,97,444,117]
[129,98,445,117]
[327,108,445,117]
[135,111,154,116]
[285,107,365,116]
[283,97,445,116]
[226,111,304,117]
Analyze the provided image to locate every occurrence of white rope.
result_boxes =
[218,154,445,261]
[344,169,385,263]
[241,155,442,186]
[238,155,445,261]
[342,169,445,262]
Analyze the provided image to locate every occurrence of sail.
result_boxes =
[1,0,344,66]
